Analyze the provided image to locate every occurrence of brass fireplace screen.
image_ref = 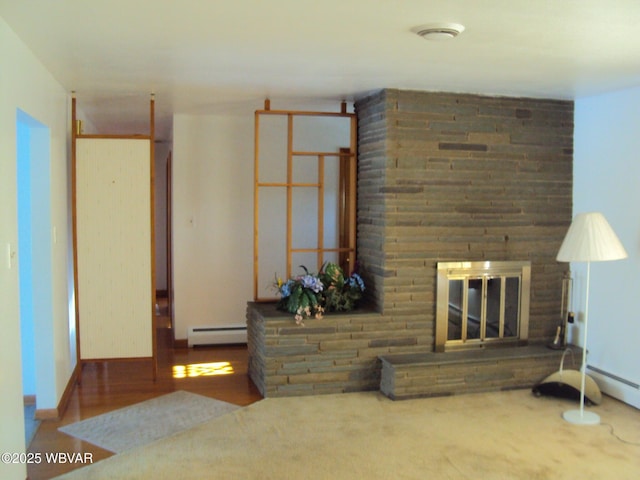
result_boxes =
[435,261,531,352]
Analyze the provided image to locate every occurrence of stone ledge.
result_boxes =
[380,344,569,366]
[379,344,580,400]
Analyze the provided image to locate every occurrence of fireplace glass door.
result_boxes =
[437,261,530,352]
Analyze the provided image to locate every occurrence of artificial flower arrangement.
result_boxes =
[274,262,365,325]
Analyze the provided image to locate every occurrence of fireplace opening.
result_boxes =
[436,261,531,352]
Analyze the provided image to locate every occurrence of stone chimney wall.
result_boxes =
[355,89,574,342]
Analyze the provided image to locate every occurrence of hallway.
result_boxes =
[27,307,261,479]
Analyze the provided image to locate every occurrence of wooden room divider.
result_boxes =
[253,100,357,301]
[71,95,157,379]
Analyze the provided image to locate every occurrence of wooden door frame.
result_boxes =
[166,150,174,331]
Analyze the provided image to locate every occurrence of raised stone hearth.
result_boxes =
[379,345,578,400]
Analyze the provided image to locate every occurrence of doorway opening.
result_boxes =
[17,109,54,446]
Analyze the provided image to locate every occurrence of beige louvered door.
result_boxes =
[75,138,153,360]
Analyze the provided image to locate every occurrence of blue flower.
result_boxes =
[301,275,324,293]
[349,273,365,291]
[275,263,364,322]
[281,280,293,297]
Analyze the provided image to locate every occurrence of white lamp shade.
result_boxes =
[557,212,628,262]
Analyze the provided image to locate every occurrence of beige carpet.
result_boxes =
[55,389,640,479]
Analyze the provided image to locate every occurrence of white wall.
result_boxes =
[172,103,352,340]
[172,113,255,340]
[0,16,73,479]
[574,88,640,408]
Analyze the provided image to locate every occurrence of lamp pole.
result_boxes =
[563,261,599,425]
[556,212,627,425]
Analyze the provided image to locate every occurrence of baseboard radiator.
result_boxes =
[187,325,247,347]
[588,365,639,389]
[587,364,640,409]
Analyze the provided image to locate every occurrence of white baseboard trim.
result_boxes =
[587,365,640,410]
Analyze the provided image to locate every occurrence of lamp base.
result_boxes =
[562,409,600,425]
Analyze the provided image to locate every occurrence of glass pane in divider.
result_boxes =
[257,115,288,184]
[291,252,321,276]
[257,187,287,299]
[323,156,340,250]
[292,156,318,184]
[322,251,339,266]
[291,187,318,249]
[291,115,351,153]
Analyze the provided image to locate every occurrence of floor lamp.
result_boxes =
[556,212,627,425]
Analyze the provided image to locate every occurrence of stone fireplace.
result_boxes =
[356,89,573,335]
[247,89,574,397]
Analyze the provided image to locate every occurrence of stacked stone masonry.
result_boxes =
[357,89,573,338]
[247,303,431,397]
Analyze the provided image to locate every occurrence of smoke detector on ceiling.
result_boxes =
[413,23,465,41]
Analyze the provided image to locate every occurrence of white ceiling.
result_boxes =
[3,0,640,141]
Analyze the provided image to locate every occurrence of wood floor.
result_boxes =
[27,316,262,480]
